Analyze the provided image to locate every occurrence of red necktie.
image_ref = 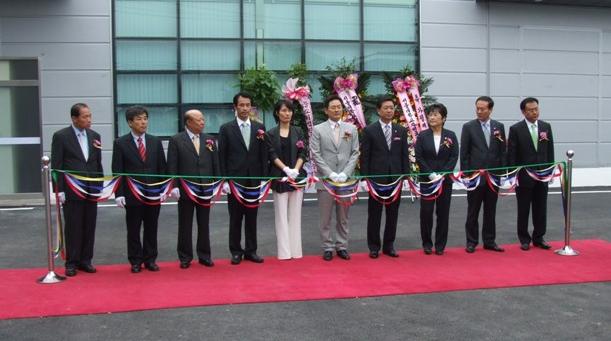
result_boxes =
[137,137,146,162]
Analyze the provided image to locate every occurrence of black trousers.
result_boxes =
[465,185,498,247]
[63,200,97,268]
[367,194,401,252]
[125,204,160,265]
[177,198,211,262]
[420,182,452,251]
[228,194,258,256]
[516,182,549,245]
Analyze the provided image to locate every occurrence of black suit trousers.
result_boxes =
[420,182,452,250]
[177,198,211,262]
[227,194,258,256]
[516,182,548,244]
[125,204,160,265]
[367,195,401,252]
[63,200,97,268]
[465,185,498,246]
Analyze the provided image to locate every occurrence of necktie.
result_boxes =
[334,123,340,145]
[78,132,89,161]
[530,124,538,151]
[483,122,490,147]
[384,124,391,149]
[241,123,250,150]
[137,137,146,161]
[192,134,200,155]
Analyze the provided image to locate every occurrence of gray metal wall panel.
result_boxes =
[603,54,611,75]
[553,121,599,143]
[521,28,600,52]
[603,99,611,119]
[426,72,488,96]
[555,143,598,167]
[42,98,113,125]
[522,51,599,75]
[421,24,488,48]
[1,43,111,70]
[598,144,611,166]
[1,17,110,43]
[490,26,520,49]
[599,122,611,142]
[489,3,611,28]
[421,0,487,25]
[41,71,112,98]
[604,32,611,53]
[490,50,520,73]
[490,74,520,97]
[0,0,110,16]
[421,48,487,72]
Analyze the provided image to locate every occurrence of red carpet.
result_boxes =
[1,239,610,320]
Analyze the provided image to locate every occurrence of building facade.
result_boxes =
[1,0,611,194]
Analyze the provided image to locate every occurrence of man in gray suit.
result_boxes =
[310,95,360,261]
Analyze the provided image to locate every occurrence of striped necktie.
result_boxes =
[137,137,146,161]
[384,124,391,149]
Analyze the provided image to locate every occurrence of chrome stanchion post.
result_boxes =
[555,150,579,256]
[38,155,66,283]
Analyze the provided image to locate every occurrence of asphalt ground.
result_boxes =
[1,187,610,340]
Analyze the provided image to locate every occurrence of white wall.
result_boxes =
[421,0,611,167]
[0,0,113,172]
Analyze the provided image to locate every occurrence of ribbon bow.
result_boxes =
[391,76,419,93]
[282,78,311,100]
[333,74,358,93]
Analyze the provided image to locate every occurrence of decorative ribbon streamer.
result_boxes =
[64,173,120,202]
[321,179,360,206]
[126,177,173,206]
[406,77,429,132]
[334,74,366,129]
[229,180,273,209]
[407,176,445,201]
[53,187,65,260]
[283,77,317,175]
[365,177,404,205]
[525,164,563,182]
[484,168,520,195]
[180,179,224,207]
[450,171,483,191]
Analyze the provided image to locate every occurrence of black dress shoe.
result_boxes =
[423,247,433,255]
[520,243,530,251]
[533,241,551,250]
[179,261,191,269]
[144,262,160,272]
[466,245,476,253]
[231,254,242,265]
[483,244,505,252]
[322,251,333,261]
[369,250,379,259]
[337,249,351,260]
[65,267,77,277]
[435,249,444,255]
[78,264,97,273]
[383,249,399,258]
[244,254,264,263]
[199,258,215,267]
[131,264,142,273]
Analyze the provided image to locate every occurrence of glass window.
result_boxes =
[115,0,177,37]
[117,74,177,104]
[305,42,360,71]
[305,0,360,40]
[364,0,417,42]
[116,40,177,71]
[364,43,416,72]
[181,0,241,38]
[181,74,239,103]
[181,41,241,71]
[180,105,235,134]
[117,106,179,136]
[245,41,302,70]
[244,0,301,39]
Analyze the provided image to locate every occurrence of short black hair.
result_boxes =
[233,92,253,106]
[324,95,343,109]
[70,103,89,118]
[426,103,448,119]
[476,96,494,110]
[376,96,395,110]
[125,106,149,122]
[272,99,295,123]
[520,97,539,111]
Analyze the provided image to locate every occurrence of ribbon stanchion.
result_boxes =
[556,151,578,256]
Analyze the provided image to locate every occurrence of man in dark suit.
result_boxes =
[360,96,410,258]
[218,92,268,265]
[112,106,167,273]
[51,103,103,277]
[460,96,507,253]
[167,109,220,268]
[508,97,555,251]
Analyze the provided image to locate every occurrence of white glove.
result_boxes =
[222,182,231,195]
[337,172,348,183]
[402,179,410,191]
[58,192,66,204]
[282,166,292,178]
[428,172,438,181]
[170,188,180,200]
[329,172,339,182]
[359,180,369,192]
[288,168,300,179]
[115,196,126,208]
